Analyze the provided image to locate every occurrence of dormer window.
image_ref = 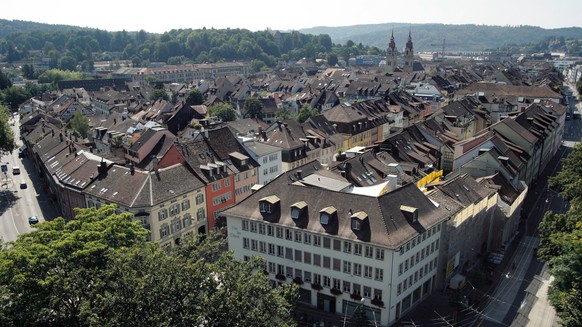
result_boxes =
[320,206,337,226]
[259,195,280,214]
[350,211,368,231]
[290,201,307,219]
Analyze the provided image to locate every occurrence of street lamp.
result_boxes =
[343,297,365,327]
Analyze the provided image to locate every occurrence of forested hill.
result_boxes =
[299,23,582,52]
[0,19,85,37]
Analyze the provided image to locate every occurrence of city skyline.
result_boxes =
[2,0,581,34]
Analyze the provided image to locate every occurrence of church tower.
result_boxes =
[385,30,397,73]
[404,29,414,72]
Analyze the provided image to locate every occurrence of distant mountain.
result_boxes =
[299,23,582,52]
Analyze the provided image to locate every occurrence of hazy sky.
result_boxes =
[2,0,581,33]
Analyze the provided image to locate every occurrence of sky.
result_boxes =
[2,0,581,33]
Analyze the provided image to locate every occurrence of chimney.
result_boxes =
[386,174,397,191]
[261,130,267,141]
[295,169,302,180]
[152,156,159,173]
[114,118,117,124]
[97,158,107,174]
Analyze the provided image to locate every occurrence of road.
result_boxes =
[0,113,58,243]
[473,85,582,327]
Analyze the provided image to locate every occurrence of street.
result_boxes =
[0,113,58,243]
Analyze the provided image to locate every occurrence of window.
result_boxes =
[354,263,362,276]
[291,207,300,219]
[343,281,351,293]
[365,246,373,258]
[333,259,341,271]
[267,225,274,236]
[333,278,341,290]
[304,233,311,244]
[333,239,341,251]
[295,249,302,262]
[314,274,321,285]
[374,289,383,301]
[323,276,331,288]
[268,244,275,255]
[196,194,204,205]
[285,247,293,260]
[268,262,276,273]
[258,223,266,235]
[397,283,402,296]
[181,199,191,211]
[286,266,293,278]
[224,179,230,187]
[374,268,384,281]
[354,244,362,256]
[304,251,311,264]
[183,215,192,228]
[363,286,371,298]
[343,241,352,253]
[313,254,321,266]
[250,222,257,233]
[277,245,284,257]
[294,231,302,242]
[260,202,272,213]
[399,263,403,276]
[313,235,321,247]
[320,212,330,225]
[196,209,205,221]
[376,248,385,261]
[353,283,361,295]
[352,219,361,230]
[285,229,292,240]
[251,240,258,251]
[304,271,311,283]
[212,182,221,192]
[343,261,351,274]
[276,227,283,238]
[364,265,372,278]
[243,238,249,249]
[323,256,331,269]
[277,264,284,275]
[158,209,168,221]
[323,237,331,249]
[259,241,266,253]
[242,220,249,231]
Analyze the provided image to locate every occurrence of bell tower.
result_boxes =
[404,29,414,72]
[385,30,397,73]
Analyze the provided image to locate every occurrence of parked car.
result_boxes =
[28,216,39,225]
[20,181,27,189]
[12,166,20,175]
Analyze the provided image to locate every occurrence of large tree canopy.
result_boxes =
[0,105,15,155]
[0,205,297,327]
[539,143,582,327]
[207,102,237,122]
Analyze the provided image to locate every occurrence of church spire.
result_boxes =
[404,28,414,72]
[385,29,397,73]
[389,30,396,50]
[406,28,413,51]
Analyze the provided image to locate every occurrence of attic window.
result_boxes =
[320,206,336,225]
[260,195,280,213]
[290,201,307,219]
[400,205,418,223]
[351,211,368,231]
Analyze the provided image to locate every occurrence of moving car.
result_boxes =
[28,216,39,225]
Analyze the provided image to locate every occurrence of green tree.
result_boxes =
[1,86,29,110]
[0,207,298,326]
[208,102,237,122]
[0,205,149,326]
[242,96,263,119]
[150,88,169,102]
[539,143,582,326]
[0,70,13,90]
[297,104,319,123]
[349,304,371,327]
[327,52,338,66]
[69,109,89,138]
[0,105,15,155]
[185,88,203,106]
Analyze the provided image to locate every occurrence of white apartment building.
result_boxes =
[222,162,452,326]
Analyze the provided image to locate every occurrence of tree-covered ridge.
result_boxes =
[539,143,582,327]
[301,23,582,53]
[0,205,298,326]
